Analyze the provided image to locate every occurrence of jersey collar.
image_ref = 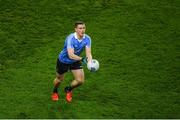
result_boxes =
[74,32,85,41]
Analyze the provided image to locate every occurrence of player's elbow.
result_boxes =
[68,53,74,59]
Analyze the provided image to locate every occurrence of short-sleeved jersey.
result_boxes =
[58,32,91,64]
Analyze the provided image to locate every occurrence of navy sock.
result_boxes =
[64,86,72,92]
[53,87,58,93]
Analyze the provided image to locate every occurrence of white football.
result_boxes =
[87,59,99,72]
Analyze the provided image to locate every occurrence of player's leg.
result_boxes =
[53,73,64,93]
[52,59,68,101]
[52,73,64,101]
[64,69,84,102]
[64,61,84,102]
[71,69,85,89]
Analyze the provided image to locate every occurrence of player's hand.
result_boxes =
[81,57,87,64]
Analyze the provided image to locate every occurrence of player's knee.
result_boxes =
[55,76,64,83]
[76,78,84,85]
[57,78,64,83]
[56,74,64,82]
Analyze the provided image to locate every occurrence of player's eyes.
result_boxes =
[80,27,85,29]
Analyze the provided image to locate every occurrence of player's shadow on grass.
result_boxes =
[16,112,29,119]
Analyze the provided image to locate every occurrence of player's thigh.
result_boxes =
[71,69,84,81]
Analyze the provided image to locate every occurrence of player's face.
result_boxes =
[75,24,86,39]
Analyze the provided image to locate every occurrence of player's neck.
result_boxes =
[77,35,83,40]
[75,32,84,40]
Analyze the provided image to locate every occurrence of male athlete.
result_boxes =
[51,21,92,102]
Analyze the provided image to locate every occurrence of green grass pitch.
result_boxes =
[0,0,179,118]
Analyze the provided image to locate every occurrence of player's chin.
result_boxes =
[80,33,84,37]
[81,32,85,35]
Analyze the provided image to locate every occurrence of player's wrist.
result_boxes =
[81,57,87,64]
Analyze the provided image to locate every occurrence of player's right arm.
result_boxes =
[67,48,82,60]
[67,36,83,61]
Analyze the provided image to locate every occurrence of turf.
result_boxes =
[0,0,179,118]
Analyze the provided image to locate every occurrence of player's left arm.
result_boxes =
[85,36,92,64]
[85,47,92,63]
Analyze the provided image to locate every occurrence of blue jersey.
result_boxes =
[58,32,91,64]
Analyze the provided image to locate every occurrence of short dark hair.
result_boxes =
[74,21,85,28]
